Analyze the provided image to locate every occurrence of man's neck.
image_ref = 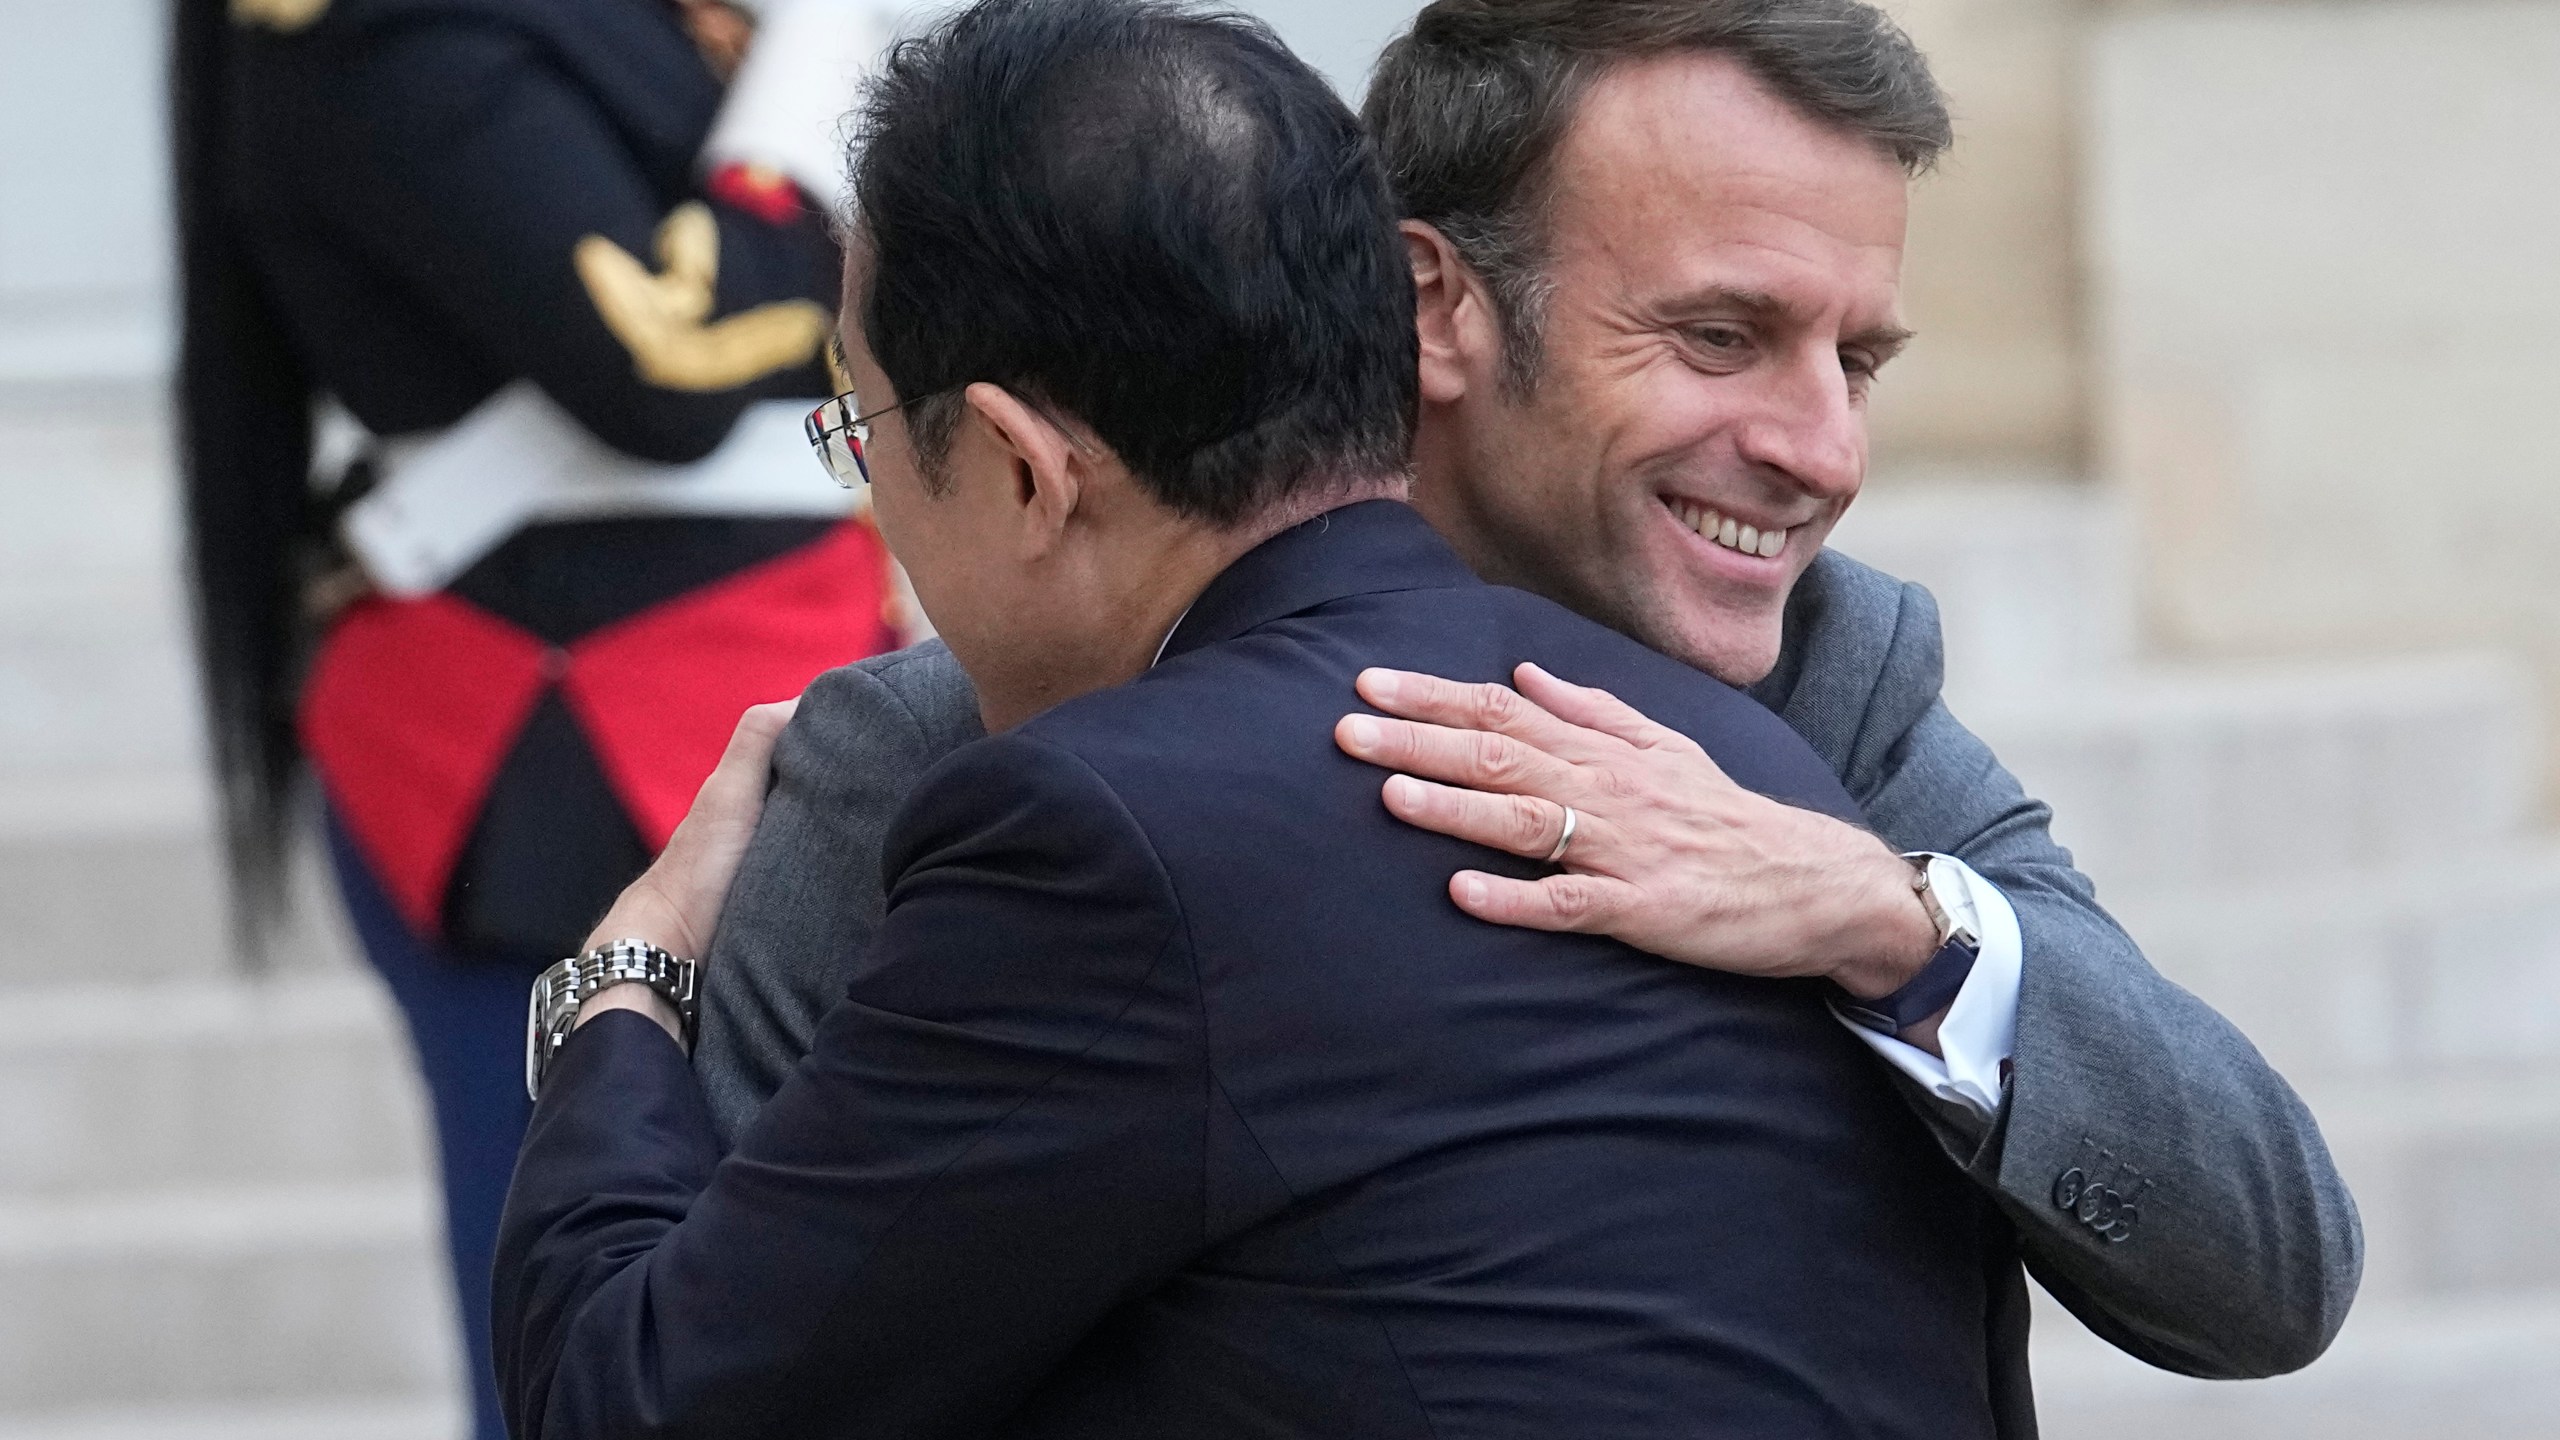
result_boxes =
[972,478,1407,733]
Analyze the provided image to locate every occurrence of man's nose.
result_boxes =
[1732,352,1865,500]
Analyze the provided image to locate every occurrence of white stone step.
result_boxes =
[2110,842,2560,1078]
[0,616,201,787]
[0,394,175,576]
[0,828,233,988]
[0,1180,458,1415]
[0,975,429,1198]
[0,1397,460,1440]
[0,396,204,804]
[0,824,359,988]
[2293,1066,2560,1303]
[2031,1288,2560,1439]
[1966,651,2539,892]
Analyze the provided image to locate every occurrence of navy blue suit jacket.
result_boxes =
[496,501,2004,1439]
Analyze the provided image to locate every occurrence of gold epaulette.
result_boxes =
[230,0,332,32]
[575,203,832,394]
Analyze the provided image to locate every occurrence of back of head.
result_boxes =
[852,0,1417,526]
[1365,0,1950,385]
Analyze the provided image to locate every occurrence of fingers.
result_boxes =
[1380,774,1574,860]
[1512,663,1703,759]
[1355,668,1588,753]
[1448,869,1633,934]
[665,696,801,869]
[692,698,800,817]
[1337,711,1574,798]
[620,697,802,960]
[732,696,800,756]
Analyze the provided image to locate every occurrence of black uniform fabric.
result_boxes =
[498,503,2006,1440]
[221,0,839,454]
[219,0,844,955]
[441,518,830,959]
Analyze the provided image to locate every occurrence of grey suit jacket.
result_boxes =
[695,546,2363,1400]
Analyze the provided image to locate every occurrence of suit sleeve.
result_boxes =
[1839,580,2363,1380]
[314,22,837,463]
[691,659,960,1148]
[494,734,1209,1440]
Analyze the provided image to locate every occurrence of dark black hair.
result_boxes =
[1367,0,1951,394]
[852,0,1417,525]
[174,0,318,953]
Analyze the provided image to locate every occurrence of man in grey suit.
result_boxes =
[698,0,2361,1402]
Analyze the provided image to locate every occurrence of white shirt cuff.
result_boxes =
[1834,854,2022,1121]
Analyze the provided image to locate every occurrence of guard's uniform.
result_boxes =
[199,2,892,1433]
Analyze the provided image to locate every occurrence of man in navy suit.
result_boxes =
[493,0,2008,1434]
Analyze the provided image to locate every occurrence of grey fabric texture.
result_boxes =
[691,640,984,1143]
[1747,549,2363,1379]
[693,547,2362,1386]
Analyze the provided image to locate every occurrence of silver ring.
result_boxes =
[1542,804,1579,866]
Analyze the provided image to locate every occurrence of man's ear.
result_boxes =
[958,381,1085,556]
[1406,220,1492,407]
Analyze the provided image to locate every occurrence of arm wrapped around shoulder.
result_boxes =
[493,730,1213,1440]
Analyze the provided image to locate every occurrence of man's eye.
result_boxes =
[1693,326,1749,351]
[1841,350,1879,379]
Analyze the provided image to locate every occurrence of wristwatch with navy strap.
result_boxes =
[1830,854,1982,1039]
[525,939,701,1101]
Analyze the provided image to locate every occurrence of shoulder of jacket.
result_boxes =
[1798,546,1916,628]
[1791,548,1944,672]
[896,726,1168,885]
[818,641,975,743]
[1750,546,1947,775]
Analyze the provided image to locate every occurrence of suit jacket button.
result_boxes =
[2053,1167,2086,1210]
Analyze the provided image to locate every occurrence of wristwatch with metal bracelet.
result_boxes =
[525,939,701,1101]
[1830,853,1982,1039]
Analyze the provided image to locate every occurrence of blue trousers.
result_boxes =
[328,816,539,1440]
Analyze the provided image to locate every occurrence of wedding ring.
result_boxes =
[1543,804,1579,865]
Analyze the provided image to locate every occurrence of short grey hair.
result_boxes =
[1364,0,1951,397]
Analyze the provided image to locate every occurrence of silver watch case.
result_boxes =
[1906,852,1979,950]
[525,940,701,1101]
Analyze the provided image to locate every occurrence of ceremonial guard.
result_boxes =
[172,0,894,1431]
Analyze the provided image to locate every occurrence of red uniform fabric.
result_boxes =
[303,520,898,936]
[706,161,810,227]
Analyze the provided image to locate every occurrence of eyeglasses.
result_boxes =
[805,379,1091,488]
[804,391,920,489]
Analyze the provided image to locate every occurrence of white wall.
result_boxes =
[1222,0,1418,100]
[2089,0,2560,793]
[885,0,1417,97]
[0,0,172,384]
[0,0,1421,387]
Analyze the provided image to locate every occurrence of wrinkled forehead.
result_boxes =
[1544,53,1911,320]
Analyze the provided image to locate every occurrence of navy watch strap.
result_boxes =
[1831,931,1982,1038]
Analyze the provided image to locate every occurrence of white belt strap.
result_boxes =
[342,381,856,597]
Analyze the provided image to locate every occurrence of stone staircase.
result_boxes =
[1838,479,2560,1438]
[0,391,460,1439]
[2,395,2555,1436]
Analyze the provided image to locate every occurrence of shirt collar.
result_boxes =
[1153,500,1476,666]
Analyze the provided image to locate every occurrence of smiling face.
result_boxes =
[1409,52,1913,686]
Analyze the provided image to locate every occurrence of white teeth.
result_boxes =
[1668,499,1790,558]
